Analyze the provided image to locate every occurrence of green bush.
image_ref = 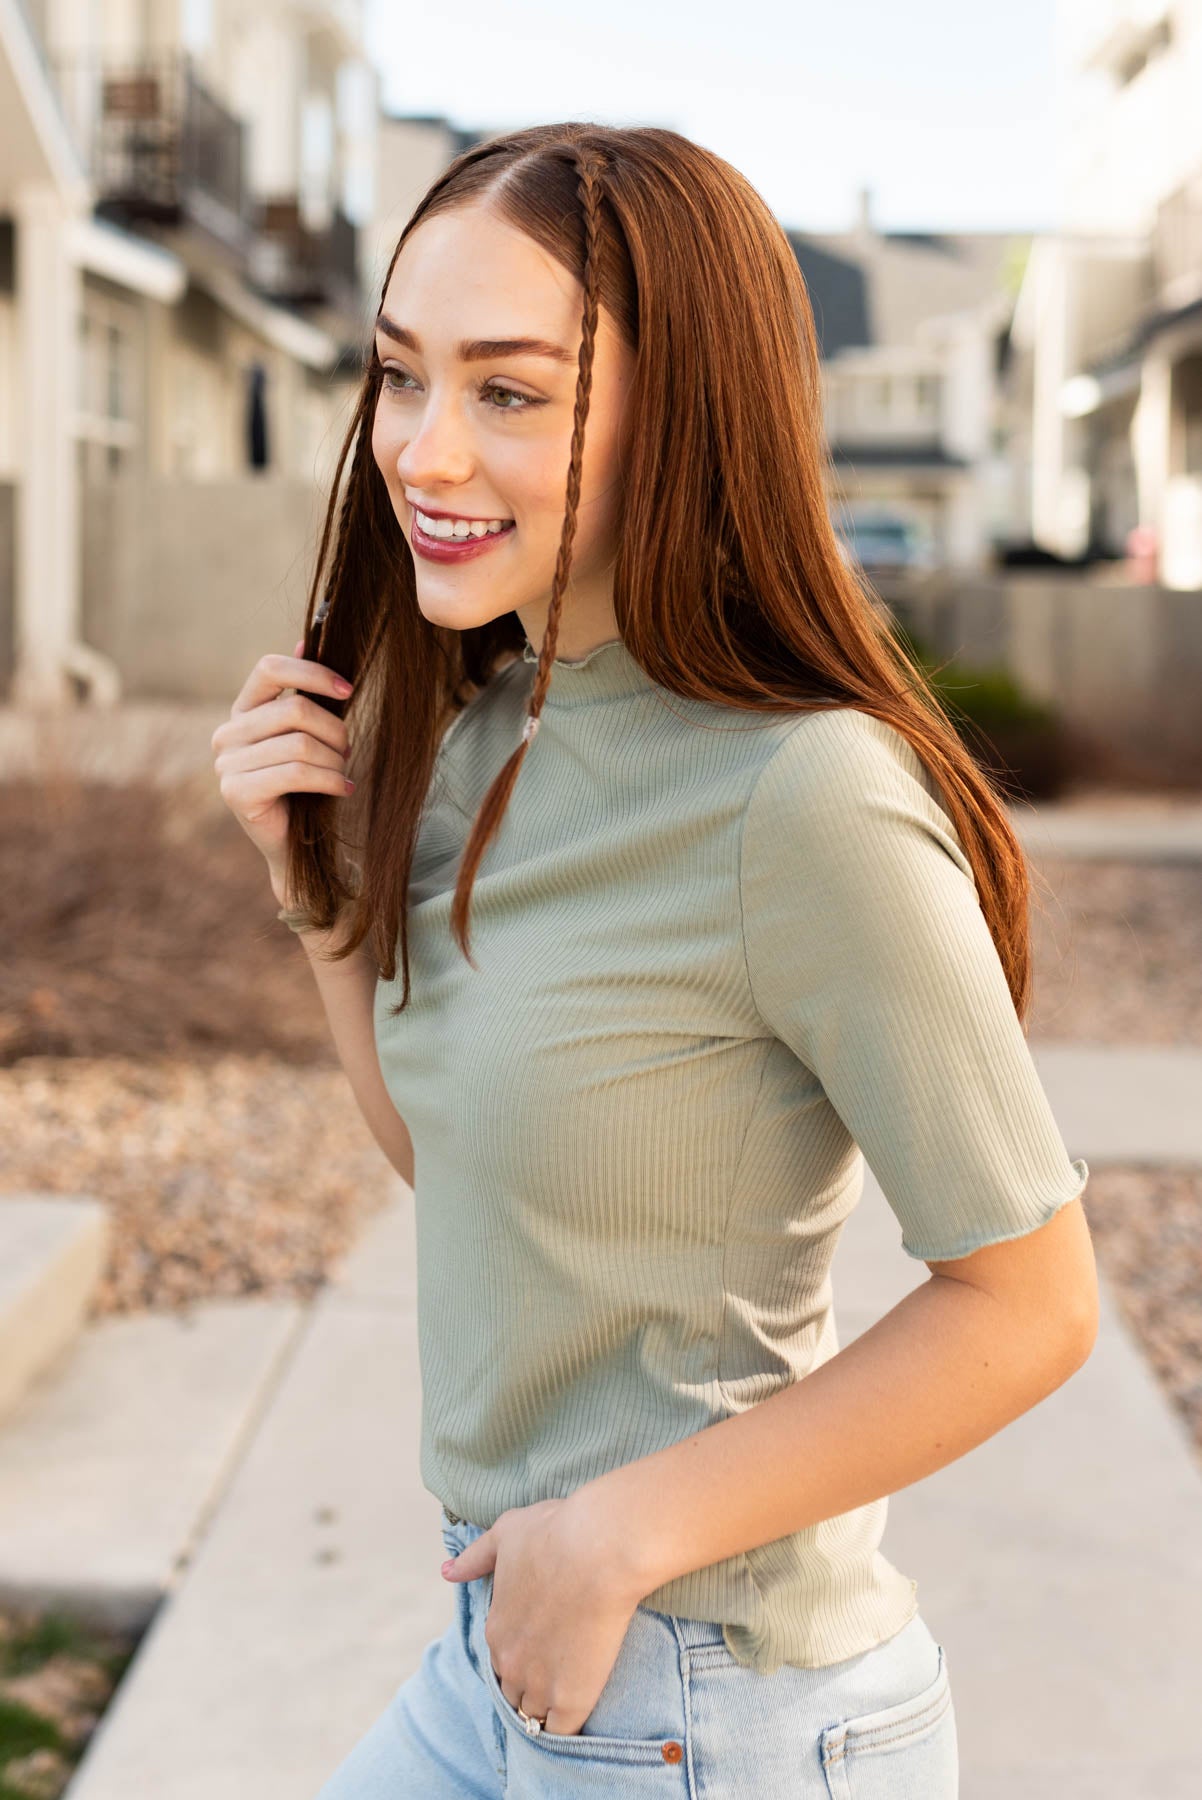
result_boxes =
[888,619,1068,800]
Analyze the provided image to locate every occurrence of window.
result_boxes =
[77,299,139,480]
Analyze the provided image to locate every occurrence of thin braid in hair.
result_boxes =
[303,383,376,654]
[521,149,605,734]
[448,144,607,963]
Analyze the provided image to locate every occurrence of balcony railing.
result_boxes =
[51,53,248,256]
[247,195,361,318]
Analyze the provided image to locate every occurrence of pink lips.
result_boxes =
[410,509,516,564]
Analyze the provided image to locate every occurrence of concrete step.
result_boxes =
[0,1295,306,1632]
[0,1196,110,1427]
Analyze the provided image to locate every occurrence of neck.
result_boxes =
[518,633,663,708]
[517,603,622,664]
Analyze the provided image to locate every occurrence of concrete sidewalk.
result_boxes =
[56,1043,1202,1798]
[836,1172,1202,1798]
[1007,796,1202,863]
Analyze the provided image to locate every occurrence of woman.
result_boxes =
[214,122,1098,1796]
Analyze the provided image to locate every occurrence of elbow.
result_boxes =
[1066,1284,1100,1367]
[1040,1285,1100,1387]
[1017,1280,1101,1391]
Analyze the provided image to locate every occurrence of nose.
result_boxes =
[395,388,474,490]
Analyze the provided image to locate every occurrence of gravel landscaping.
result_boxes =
[0,1054,394,1316]
[1027,855,1202,1046]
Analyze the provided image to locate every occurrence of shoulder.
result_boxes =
[741,704,973,889]
[747,703,944,819]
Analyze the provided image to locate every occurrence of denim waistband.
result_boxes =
[441,1503,477,1528]
[439,1504,753,1655]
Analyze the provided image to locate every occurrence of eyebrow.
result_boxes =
[374,314,576,366]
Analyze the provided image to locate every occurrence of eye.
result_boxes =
[380,367,418,394]
[378,366,544,415]
[479,381,541,413]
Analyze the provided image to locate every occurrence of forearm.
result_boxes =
[272,873,415,1189]
[579,1272,1094,1602]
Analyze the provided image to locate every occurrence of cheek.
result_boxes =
[512,432,621,558]
[577,429,625,537]
[492,444,568,524]
[370,405,401,484]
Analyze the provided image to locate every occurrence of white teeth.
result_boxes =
[415,507,512,540]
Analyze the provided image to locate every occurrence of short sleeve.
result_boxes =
[738,707,1089,1262]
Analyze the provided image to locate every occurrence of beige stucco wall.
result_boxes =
[78,476,343,702]
[890,572,1202,777]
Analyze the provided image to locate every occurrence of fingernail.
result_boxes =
[344,778,355,792]
[333,677,354,696]
[441,1559,455,1576]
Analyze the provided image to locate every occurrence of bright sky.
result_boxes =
[364,0,1063,236]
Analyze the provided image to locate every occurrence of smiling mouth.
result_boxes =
[409,510,517,559]
[411,504,514,538]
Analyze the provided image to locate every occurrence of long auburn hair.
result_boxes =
[285,121,1037,1024]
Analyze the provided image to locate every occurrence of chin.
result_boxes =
[413,593,518,633]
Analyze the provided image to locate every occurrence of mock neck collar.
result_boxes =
[519,635,664,707]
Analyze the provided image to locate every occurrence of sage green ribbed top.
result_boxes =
[373,634,1088,1673]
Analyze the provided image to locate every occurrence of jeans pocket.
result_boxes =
[820,1643,958,1799]
[478,1575,686,1770]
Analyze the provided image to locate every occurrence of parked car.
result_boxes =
[833,510,937,575]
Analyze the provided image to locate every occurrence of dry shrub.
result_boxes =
[2,720,331,1067]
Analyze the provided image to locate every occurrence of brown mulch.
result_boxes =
[0,770,336,1067]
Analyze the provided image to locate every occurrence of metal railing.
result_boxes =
[247,195,361,316]
[50,53,247,254]
[49,51,362,316]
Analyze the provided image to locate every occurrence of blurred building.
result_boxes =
[365,112,482,308]
[0,0,388,705]
[1008,0,1202,587]
[788,191,1027,574]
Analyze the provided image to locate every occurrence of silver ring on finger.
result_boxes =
[516,1700,546,1735]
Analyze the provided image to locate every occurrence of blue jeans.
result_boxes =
[313,1508,959,1797]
